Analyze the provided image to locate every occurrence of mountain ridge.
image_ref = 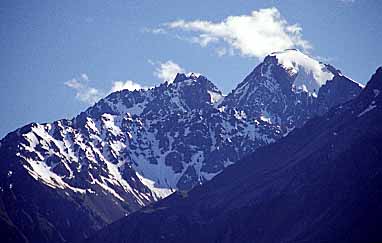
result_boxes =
[87,66,382,243]
[0,50,364,243]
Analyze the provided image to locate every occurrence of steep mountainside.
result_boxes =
[89,67,382,243]
[0,50,362,243]
[220,49,362,131]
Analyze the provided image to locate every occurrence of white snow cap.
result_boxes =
[270,49,334,93]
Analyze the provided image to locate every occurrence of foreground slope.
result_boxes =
[89,67,382,243]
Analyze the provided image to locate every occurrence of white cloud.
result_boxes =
[77,87,103,104]
[143,27,168,34]
[65,75,104,104]
[215,47,235,57]
[152,60,185,83]
[81,73,89,81]
[216,47,227,57]
[65,78,83,90]
[158,8,310,59]
[111,80,148,92]
[65,74,148,104]
[190,34,219,47]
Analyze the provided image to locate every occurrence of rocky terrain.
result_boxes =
[0,49,363,243]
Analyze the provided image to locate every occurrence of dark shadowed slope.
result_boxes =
[88,67,382,243]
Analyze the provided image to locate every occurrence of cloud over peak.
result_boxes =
[152,60,185,83]
[111,80,148,92]
[153,8,311,59]
[64,75,103,104]
[65,74,148,104]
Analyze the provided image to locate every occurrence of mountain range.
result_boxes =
[0,49,368,243]
[88,67,382,243]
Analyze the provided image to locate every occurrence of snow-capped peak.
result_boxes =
[269,49,334,93]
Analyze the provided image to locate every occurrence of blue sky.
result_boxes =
[1,0,381,138]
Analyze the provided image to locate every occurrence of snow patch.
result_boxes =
[260,111,272,124]
[101,114,122,136]
[358,102,377,117]
[136,172,174,200]
[208,90,223,104]
[20,155,86,194]
[270,49,334,93]
[373,89,380,97]
[234,110,247,120]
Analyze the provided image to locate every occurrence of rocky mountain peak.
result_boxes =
[267,49,335,93]
[172,72,199,83]
[169,73,223,107]
[220,49,362,130]
[365,66,382,90]
[357,67,382,109]
[173,73,188,83]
